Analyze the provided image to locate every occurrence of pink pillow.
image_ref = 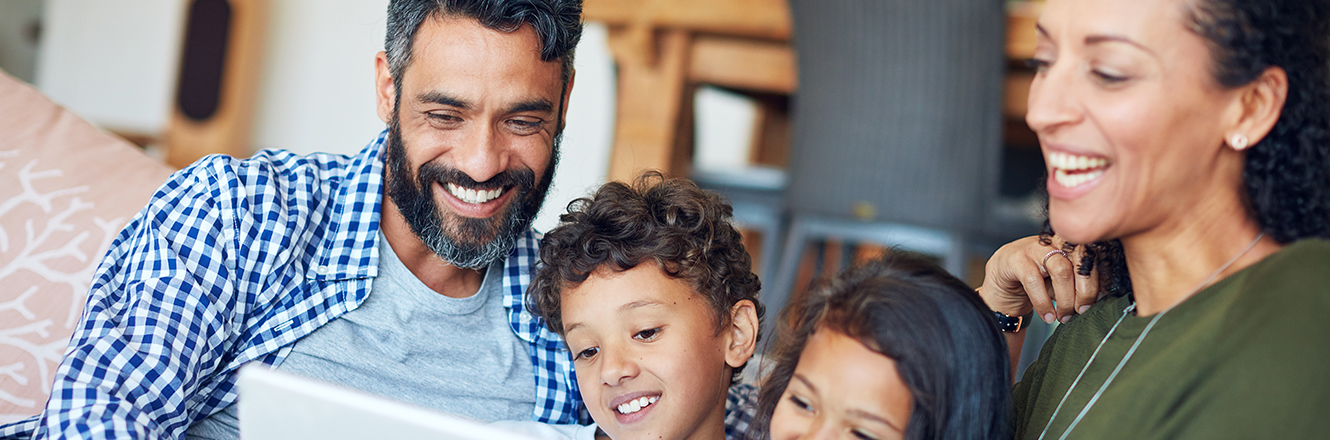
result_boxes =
[0,69,176,422]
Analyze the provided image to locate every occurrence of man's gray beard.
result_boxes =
[384,118,558,269]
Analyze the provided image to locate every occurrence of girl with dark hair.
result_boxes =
[754,251,1011,440]
[976,0,1330,437]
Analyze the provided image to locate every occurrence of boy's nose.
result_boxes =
[599,348,639,386]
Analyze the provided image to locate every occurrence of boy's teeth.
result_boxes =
[446,183,504,204]
[1047,151,1108,171]
[615,396,659,415]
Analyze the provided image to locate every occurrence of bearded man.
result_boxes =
[0,1,764,439]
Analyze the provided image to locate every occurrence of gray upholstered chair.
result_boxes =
[763,0,1010,334]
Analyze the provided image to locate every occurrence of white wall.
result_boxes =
[34,1,614,233]
[36,0,187,134]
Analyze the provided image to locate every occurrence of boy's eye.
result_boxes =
[576,347,599,360]
[633,328,660,341]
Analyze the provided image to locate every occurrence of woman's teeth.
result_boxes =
[616,396,659,415]
[446,183,504,204]
[1048,151,1109,188]
[1054,168,1105,188]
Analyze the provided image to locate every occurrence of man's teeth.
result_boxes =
[1047,151,1108,171]
[616,396,659,415]
[446,183,503,204]
[1054,168,1105,188]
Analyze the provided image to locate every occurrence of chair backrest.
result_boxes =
[0,69,175,422]
[785,0,1006,233]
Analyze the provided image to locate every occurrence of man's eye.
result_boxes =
[633,328,660,341]
[576,347,599,360]
[427,113,462,124]
[505,118,544,135]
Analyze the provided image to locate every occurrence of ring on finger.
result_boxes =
[1042,249,1070,269]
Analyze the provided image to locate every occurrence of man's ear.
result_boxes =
[375,51,396,125]
[1223,66,1288,150]
[724,299,759,369]
[557,69,576,133]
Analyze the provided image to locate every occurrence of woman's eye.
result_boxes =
[633,328,660,341]
[1092,69,1128,84]
[576,347,599,360]
[1025,57,1051,73]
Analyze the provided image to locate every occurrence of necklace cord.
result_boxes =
[1036,233,1265,440]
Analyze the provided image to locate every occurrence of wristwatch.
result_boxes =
[993,310,1032,333]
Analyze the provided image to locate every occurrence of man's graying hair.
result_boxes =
[385,0,583,85]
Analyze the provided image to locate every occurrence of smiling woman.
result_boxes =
[976,0,1330,438]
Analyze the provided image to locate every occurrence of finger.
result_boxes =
[1017,262,1057,324]
[1045,251,1077,323]
[1073,246,1101,314]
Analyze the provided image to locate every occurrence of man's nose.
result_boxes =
[452,123,510,183]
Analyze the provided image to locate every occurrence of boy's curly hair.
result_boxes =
[527,171,765,381]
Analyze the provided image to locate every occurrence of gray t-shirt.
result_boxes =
[187,233,535,439]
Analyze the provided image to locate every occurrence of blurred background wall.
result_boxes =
[0,0,615,234]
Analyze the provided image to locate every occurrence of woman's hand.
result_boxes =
[980,235,1100,324]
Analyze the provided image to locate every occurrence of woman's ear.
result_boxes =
[724,300,760,369]
[1225,66,1288,150]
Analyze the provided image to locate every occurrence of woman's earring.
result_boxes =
[1229,134,1250,150]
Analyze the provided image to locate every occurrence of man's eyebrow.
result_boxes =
[505,98,555,115]
[416,91,470,109]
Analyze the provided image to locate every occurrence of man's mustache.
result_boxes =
[416,162,537,192]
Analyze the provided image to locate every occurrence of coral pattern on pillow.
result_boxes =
[0,69,175,423]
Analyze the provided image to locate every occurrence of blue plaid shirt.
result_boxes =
[0,132,584,439]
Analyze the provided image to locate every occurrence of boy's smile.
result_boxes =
[561,264,744,440]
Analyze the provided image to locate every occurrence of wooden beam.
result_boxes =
[606,29,693,182]
[688,36,796,94]
[585,0,791,41]
[165,0,266,168]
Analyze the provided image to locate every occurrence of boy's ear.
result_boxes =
[723,300,760,369]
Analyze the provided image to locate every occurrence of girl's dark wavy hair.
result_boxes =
[751,251,1011,440]
[526,171,764,383]
[1049,0,1330,296]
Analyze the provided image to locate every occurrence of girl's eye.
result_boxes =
[788,394,814,412]
[633,328,660,341]
[851,429,882,440]
[576,347,599,360]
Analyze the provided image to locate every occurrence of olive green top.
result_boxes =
[1014,239,1330,440]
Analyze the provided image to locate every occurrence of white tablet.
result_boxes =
[237,364,540,440]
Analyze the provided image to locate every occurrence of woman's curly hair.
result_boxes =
[526,171,765,381]
[1051,0,1330,296]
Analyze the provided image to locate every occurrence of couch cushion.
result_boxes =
[0,69,176,422]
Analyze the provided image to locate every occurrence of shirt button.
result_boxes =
[314,265,330,275]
